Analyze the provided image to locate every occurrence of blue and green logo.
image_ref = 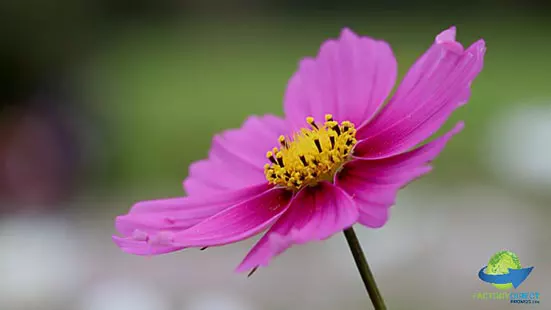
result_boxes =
[473,250,540,305]
[478,250,533,289]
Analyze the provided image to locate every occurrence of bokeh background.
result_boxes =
[1,1,550,309]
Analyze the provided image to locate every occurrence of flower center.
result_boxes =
[264,114,357,191]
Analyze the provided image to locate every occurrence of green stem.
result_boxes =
[343,227,387,310]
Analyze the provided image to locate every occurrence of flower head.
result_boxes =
[113,26,485,272]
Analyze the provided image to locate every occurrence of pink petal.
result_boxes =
[116,183,272,235]
[112,235,184,256]
[436,26,457,43]
[183,115,287,196]
[173,188,293,247]
[355,26,485,159]
[113,183,271,256]
[236,182,359,272]
[284,28,397,130]
[354,121,464,164]
[338,166,431,228]
[338,122,463,227]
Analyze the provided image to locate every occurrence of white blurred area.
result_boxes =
[0,180,549,310]
[0,215,87,310]
[485,101,551,192]
[78,279,171,310]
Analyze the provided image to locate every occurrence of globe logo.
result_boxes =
[478,250,534,290]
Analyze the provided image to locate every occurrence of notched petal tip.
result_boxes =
[470,39,487,55]
[297,57,315,70]
[115,214,132,235]
[112,235,124,246]
[234,262,260,274]
[112,235,147,254]
[340,27,358,39]
[453,121,466,133]
[434,26,465,54]
[435,27,486,58]
[128,198,169,214]
[436,26,457,43]
[112,234,184,256]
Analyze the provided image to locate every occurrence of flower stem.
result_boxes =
[343,227,387,310]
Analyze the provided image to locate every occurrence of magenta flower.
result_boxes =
[113,26,485,274]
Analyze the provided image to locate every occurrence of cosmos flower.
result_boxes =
[113,26,485,273]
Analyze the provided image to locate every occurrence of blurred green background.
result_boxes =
[83,16,551,194]
[1,1,550,310]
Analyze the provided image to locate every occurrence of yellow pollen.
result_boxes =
[264,114,357,191]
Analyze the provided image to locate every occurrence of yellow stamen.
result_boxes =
[278,135,288,148]
[264,114,357,191]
